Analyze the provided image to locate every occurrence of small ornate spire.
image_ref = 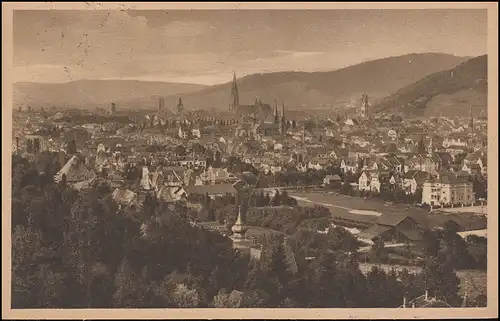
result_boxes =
[231,205,247,239]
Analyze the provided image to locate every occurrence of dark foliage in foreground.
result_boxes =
[11,154,484,308]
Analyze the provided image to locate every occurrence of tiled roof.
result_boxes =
[185,183,238,195]
[399,229,424,241]
[427,171,470,184]
[358,224,393,239]
[54,155,97,183]
[112,188,139,207]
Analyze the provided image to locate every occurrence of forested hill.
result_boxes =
[373,55,487,117]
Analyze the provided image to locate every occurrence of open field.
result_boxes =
[289,191,427,224]
[289,191,427,215]
[289,191,487,231]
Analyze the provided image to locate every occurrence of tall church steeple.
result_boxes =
[280,102,286,135]
[230,72,239,111]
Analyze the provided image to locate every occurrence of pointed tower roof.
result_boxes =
[231,205,248,239]
[231,72,238,90]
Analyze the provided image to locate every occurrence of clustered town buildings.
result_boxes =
[13,73,487,260]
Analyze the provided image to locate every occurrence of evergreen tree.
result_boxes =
[370,237,387,263]
[113,258,139,307]
[263,193,271,206]
[272,190,281,206]
[306,250,343,307]
[422,230,441,258]
[421,258,460,305]
[260,241,290,306]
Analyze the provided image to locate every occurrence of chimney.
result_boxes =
[403,296,407,308]
[425,290,428,300]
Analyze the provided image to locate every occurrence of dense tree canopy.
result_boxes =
[11,154,476,308]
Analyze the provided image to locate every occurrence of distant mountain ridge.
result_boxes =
[161,53,470,111]
[13,80,208,109]
[14,53,470,111]
[373,55,487,117]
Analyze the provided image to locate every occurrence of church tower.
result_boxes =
[177,97,184,113]
[158,97,164,113]
[360,93,369,119]
[469,104,474,134]
[280,102,286,135]
[230,73,239,111]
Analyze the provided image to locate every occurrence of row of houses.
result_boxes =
[355,168,476,207]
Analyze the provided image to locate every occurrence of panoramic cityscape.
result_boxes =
[10,8,489,310]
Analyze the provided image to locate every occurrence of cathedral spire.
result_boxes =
[280,101,286,135]
[230,73,239,111]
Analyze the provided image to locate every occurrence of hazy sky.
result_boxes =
[13,9,487,85]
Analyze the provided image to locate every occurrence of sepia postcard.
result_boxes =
[2,2,498,319]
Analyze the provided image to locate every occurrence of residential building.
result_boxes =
[421,172,475,207]
[463,151,487,175]
[340,157,358,173]
[358,170,381,193]
[185,183,238,199]
[323,174,342,188]
[198,167,240,185]
[402,170,429,195]
[443,133,468,148]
